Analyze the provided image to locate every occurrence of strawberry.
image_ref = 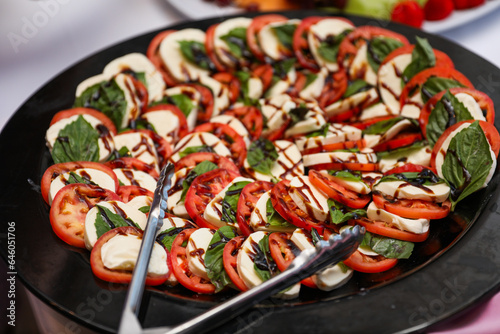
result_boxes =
[424,0,454,21]
[453,0,485,10]
[391,1,425,28]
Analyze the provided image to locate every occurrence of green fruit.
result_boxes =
[343,0,399,19]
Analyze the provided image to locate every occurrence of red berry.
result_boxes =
[424,0,454,21]
[453,0,485,10]
[391,1,425,28]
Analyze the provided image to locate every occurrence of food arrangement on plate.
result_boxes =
[40,13,499,298]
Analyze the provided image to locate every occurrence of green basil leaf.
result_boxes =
[220,27,248,59]
[178,40,213,71]
[305,123,330,138]
[304,73,318,88]
[74,79,128,130]
[116,146,132,158]
[247,138,279,176]
[169,94,195,117]
[343,79,372,98]
[180,161,219,202]
[401,37,436,86]
[362,116,407,135]
[442,121,494,211]
[205,226,238,292]
[235,70,259,106]
[253,234,279,282]
[272,58,296,79]
[94,205,139,239]
[328,199,366,225]
[179,145,215,158]
[376,141,427,159]
[328,170,363,182]
[138,206,150,214]
[289,106,309,126]
[221,181,252,224]
[426,90,474,147]
[266,199,294,228]
[317,30,352,62]
[367,37,404,73]
[51,115,100,164]
[271,24,297,50]
[421,77,465,103]
[66,171,97,186]
[311,228,322,246]
[157,226,191,252]
[363,231,414,259]
[376,170,445,188]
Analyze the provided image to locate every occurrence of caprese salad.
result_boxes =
[41,14,499,297]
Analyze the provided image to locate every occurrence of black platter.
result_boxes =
[1,10,500,334]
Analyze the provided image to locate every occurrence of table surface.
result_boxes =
[1,1,500,333]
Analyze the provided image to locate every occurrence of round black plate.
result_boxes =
[1,10,500,334]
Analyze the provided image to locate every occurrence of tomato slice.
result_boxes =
[185,169,240,229]
[349,217,430,243]
[192,122,247,167]
[343,250,398,273]
[265,118,291,142]
[308,170,371,209]
[117,185,154,203]
[270,180,325,233]
[318,70,349,109]
[90,226,168,285]
[293,16,325,72]
[224,105,263,141]
[373,192,450,220]
[174,152,240,174]
[372,132,423,152]
[144,104,189,140]
[50,107,118,135]
[251,64,274,92]
[384,163,437,175]
[301,139,366,155]
[349,116,397,130]
[49,184,120,248]
[41,161,119,204]
[419,87,495,139]
[205,23,228,72]
[183,83,214,124]
[105,157,160,178]
[170,228,216,294]
[236,181,274,236]
[223,236,248,292]
[268,232,317,288]
[247,14,288,62]
[212,72,241,105]
[146,30,178,87]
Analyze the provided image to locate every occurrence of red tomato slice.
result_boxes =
[49,184,120,248]
[205,23,228,72]
[349,217,430,243]
[318,70,349,109]
[183,83,214,124]
[174,152,240,174]
[372,132,423,152]
[247,14,288,62]
[212,72,241,104]
[117,185,154,203]
[41,161,119,204]
[373,193,451,220]
[50,107,118,135]
[301,139,366,155]
[224,105,263,141]
[384,163,437,175]
[185,169,240,229]
[128,75,149,113]
[144,104,189,140]
[265,118,291,142]
[146,30,178,87]
[252,64,274,92]
[105,157,160,178]
[90,226,168,285]
[170,228,216,294]
[293,16,325,72]
[192,122,247,167]
[236,181,274,236]
[349,116,397,130]
[223,236,248,292]
[419,87,495,139]
[268,232,317,288]
[270,180,325,233]
[343,250,398,273]
[308,170,371,209]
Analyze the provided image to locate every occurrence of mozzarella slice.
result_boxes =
[324,88,378,118]
[45,113,115,162]
[400,91,424,119]
[374,179,450,203]
[166,167,193,218]
[362,172,384,190]
[186,228,215,280]
[199,75,230,117]
[244,140,304,182]
[84,200,148,250]
[249,190,296,233]
[367,202,429,234]
[159,85,201,130]
[298,68,327,101]
[48,168,117,205]
[454,93,486,121]
[284,105,327,138]
[364,118,416,148]
[378,146,432,173]
[141,109,181,145]
[170,132,232,162]
[302,150,378,168]
[160,216,194,231]
[126,195,152,213]
[378,53,412,115]
[258,19,300,61]
[236,231,268,289]
[213,17,253,68]
[289,175,330,221]
[113,168,157,193]
[113,132,160,173]
[100,233,168,276]
[322,170,371,195]
[295,123,362,152]
[265,67,297,98]
[349,43,378,86]
[260,94,296,136]
[358,102,396,121]
[247,77,264,100]
[158,28,210,83]
[211,114,251,147]
[75,72,113,97]
[103,52,166,101]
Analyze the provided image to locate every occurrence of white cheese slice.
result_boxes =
[349,43,378,86]
[247,77,264,100]
[302,150,378,168]
[166,167,193,218]
[126,195,152,213]
[364,118,416,148]
[374,180,450,203]
[249,190,296,233]
[113,132,160,173]
[213,17,253,68]
[295,123,362,152]
[186,228,215,280]
[113,168,157,193]
[455,93,486,121]
[141,109,181,145]
[289,175,330,221]
[298,68,327,101]
[160,85,200,130]
[400,91,424,119]
[84,200,148,250]
[378,145,432,173]
[358,102,396,121]
[265,67,297,98]
[284,105,327,138]
[211,114,251,147]
[101,233,168,276]
[258,19,300,61]
[260,94,296,136]
[236,231,268,289]
[324,88,378,118]
[322,170,371,195]
[199,75,230,117]
[362,172,384,190]
[170,132,232,163]
[367,201,430,234]
[160,216,194,231]
[75,72,113,97]
[378,53,412,115]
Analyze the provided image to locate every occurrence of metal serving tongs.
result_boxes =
[118,163,365,334]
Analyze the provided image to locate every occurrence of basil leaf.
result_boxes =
[222,181,252,224]
[401,37,436,86]
[442,121,494,210]
[362,116,409,135]
[51,115,100,164]
[376,141,427,159]
[328,199,366,225]
[116,146,132,158]
[426,90,474,147]
[328,170,363,182]
[289,106,309,126]
[66,171,97,186]
[205,226,238,292]
[179,145,215,158]
[306,123,330,138]
[363,231,414,259]
[317,30,351,62]
[138,206,150,214]
[266,199,294,228]
[421,77,465,103]
[304,73,318,88]
[367,37,404,73]
[253,234,279,282]
[271,24,296,50]
[377,169,444,187]
[74,79,128,130]
[178,40,213,71]
[94,205,139,239]
[235,71,259,106]
[180,161,219,202]
[272,58,296,79]
[220,27,249,59]
[169,94,195,117]
[311,228,322,246]
[343,79,372,98]
[157,226,191,252]
[247,138,279,176]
